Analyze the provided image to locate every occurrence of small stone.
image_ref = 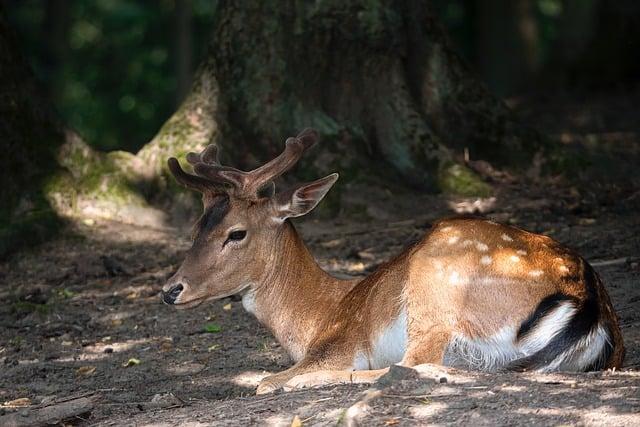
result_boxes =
[103,347,114,354]
[376,365,419,387]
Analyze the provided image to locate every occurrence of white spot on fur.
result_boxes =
[461,239,474,247]
[510,255,520,262]
[476,242,489,252]
[528,269,544,277]
[559,265,570,273]
[369,310,408,369]
[449,271,464,285]
[440,226,453,233]
[516,250,528,256]
[501,234,514,242]
[480,255,493,265]
[447,236,459,244]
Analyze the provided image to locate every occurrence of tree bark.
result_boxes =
[1,0,550,257]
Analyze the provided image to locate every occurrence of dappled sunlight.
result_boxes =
[85,337,156,354]
[231,370,271,388]
[75,283,160,302]
[409,401,449,419]
[164,361,206,376]
[265,414,295,426]
[88,307,147,327]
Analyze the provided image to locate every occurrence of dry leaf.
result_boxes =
[160,340,173,352]
[384,419,400,426]
[3,397,31,407]
[208,344,220,352]
[223,303,232,311]
[347,262,365,273]
[122,358,140,367]
[290,415,302,427]
[126,292,139,300]
[76,365,96,376]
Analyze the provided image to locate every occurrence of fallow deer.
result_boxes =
[162,128,624,394]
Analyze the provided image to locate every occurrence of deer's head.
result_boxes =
[162,129,338,308]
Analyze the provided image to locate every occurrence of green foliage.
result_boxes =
[6,0,216,152]
[203,323,222,333]
[438,163,492,197]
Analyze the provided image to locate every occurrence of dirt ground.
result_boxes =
[1,94,639,426]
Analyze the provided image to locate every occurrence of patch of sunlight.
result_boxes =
[448,197,497,214]
[91,308,145,326]
[409,401,448,419]
[580,407,637,425]
[232,370,271,388]
[265,414,296,427]
[499,385,526,392]
[516,407,566,417]
[140,423,207,427]
[165,362,206,376]
[56,337,153,362]
[77,284,157,302]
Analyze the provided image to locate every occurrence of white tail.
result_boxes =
[163,129,625,394]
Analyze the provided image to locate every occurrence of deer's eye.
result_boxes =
[225,230,247,245]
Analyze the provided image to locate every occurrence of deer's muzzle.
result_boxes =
[162,284,184,305]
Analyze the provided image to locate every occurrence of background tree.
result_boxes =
[3,0,639,258]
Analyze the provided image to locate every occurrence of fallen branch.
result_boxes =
[0,396,95,427]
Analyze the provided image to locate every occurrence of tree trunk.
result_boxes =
[173,0,193,106]
[1,0,549,257]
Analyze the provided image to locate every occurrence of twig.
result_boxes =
[381,393,431,400]
[591,257,629,267]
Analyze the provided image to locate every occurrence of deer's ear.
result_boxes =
[273,173,339,220]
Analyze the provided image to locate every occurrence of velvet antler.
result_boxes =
[170,128,318,198]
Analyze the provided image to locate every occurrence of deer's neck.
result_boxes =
[243,221,358,362]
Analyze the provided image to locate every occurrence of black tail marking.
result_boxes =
[508,262,609,372]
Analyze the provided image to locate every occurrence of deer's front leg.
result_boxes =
[256,365,310,395]
[256,343,357,394]
[283,368,391,391]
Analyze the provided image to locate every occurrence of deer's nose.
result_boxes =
[162,284,184,305]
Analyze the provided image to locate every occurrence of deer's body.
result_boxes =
[163,129,624,394]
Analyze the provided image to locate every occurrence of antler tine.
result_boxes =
[244,128,319,195]
[184,144,246,191]
[193,163,247,190]
[167,157,221,193]
[186,144,220,166]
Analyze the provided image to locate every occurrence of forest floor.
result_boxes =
[1,92,640,426]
